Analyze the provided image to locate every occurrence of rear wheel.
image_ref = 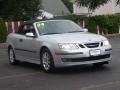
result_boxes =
[41,48,55,72]
[8,47,18,65]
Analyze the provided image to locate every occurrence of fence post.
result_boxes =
[83,20,85,28]
[18,21,21,26]
[5,22,8,32]
[119,26,120,34]
[11,22,15,32]
[97,25,100,35]
[102,30,104,35]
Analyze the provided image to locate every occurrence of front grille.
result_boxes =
[79,44,85,48]
[84,43,99,48]
[62,54,110,62]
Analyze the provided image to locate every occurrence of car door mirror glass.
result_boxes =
[26,32,35,38]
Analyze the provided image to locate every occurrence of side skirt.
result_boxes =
[16,55,41,65]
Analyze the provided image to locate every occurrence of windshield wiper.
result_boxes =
[42,33,61,35]
[67,31,83,33]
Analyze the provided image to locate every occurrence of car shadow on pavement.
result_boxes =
[15,62,111,74]
[15,62,42,71]
[52,65,111,75]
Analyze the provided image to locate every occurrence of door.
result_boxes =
[15,24,38,61]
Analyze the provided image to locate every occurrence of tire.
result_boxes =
[8,47,18,65]
[40,48,55,73]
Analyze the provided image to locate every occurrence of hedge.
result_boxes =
[55,14,85,23]
[85,17,97,33]
[91,15,120,34]
[0,19,7,43]
[56,15,120,34]
[61,0,73,13]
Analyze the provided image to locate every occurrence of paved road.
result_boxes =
[0,36,120,90]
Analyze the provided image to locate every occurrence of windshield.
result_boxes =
[35,20,84,35]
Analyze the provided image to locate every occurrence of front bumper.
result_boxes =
[53,47,112,67]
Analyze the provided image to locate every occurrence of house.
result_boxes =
[42,0,70,16]
[73,0,120,16]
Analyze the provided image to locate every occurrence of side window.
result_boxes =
[17,24,36,35]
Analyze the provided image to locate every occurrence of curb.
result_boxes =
[104,34,120,39]
[105,34,120,37]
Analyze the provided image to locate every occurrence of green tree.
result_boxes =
[74,0,120,12]
[75,0,110,13]
[0,19,7,43]
[0,0,41,20]
[116,0,120,5]
[61,0,73,13]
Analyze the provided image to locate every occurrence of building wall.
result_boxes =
[73,0,120,15]
[114,4,120,14]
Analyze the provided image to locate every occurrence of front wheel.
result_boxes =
[41,48,55,72]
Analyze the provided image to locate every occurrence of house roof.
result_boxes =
[42,0,70,16]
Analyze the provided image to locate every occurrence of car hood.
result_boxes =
[42,32,107,43]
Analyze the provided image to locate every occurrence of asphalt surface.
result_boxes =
[0,36,120,90]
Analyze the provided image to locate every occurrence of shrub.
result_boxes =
[56,14,120,34]
[55,14,84,23]
[0,19,7,43]
[85,17,97,33]
[93,15,120,34]
[61,0,73,13]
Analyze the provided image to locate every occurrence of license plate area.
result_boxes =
[90,49,101,56]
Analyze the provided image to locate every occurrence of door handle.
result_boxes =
[19,39,23,42]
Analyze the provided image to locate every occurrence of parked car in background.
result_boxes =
[6,19,112,72]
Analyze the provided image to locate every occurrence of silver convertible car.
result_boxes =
[6,19,112,72]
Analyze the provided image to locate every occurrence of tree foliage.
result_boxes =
[0,19,7,43]
[0,0,41,21]
[75,0,110,11]
[116,0,120,5]
[75,0,120,11]
[61,0,73,13]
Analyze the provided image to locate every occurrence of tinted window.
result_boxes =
[17,24,36,35]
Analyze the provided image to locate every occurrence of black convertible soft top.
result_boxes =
[23,18,57,25]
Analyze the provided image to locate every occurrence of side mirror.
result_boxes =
[83,28,88,32]
[26,32,35,38]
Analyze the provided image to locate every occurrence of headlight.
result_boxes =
[103,40,110,46]
[58,43,79,50]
